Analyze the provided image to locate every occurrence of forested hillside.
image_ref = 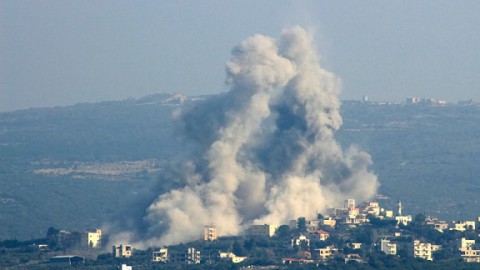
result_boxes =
[1,94,480,240]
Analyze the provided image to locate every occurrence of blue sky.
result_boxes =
[1,1,480,112]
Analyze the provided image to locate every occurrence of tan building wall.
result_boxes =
[248,224,278,237]
[81,229,102,248]
[113,245,132,258]
[204,225,217,241]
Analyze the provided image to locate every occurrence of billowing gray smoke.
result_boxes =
[113,26,378,247]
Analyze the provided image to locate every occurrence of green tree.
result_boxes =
[46,227,59,237]
[244,238,256,252]
[276,225,291,238]
[297,217,307,233]
[413,213,426,227]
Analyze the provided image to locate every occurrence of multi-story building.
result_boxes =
[248,224,278,237]
[349,208,360,216]
[113,244,132,258]
[80,229,102,248]
[458,238,480,262]
[345,199,356,209]
[152,247,169,263]
[362,201,381,217]
[461,249,480,263]
[452,221,476,231]
[47,229,81,249]
[412,240,433,261]
[313,246,337,261]
[170,247,200,265]
[320,217,336,229]
[458,238,476,250]
[204,225,217,241]
[308,230,329,241]
[380,239,397,255]
[395,215,412,226]
[346,207,360,224]
[356,213,369,223]
[406,97,421,104]
[306,220,320,230]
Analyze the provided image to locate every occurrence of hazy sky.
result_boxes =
[1,1,480,112]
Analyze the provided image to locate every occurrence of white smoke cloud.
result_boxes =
[113,26,378,247]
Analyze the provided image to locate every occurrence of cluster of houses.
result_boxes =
[245,199,480,265]
[45,198,480,268]
[147,225,246,265]
[111,226,244,266]
[405,97,447,106]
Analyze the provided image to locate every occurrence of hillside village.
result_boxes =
[4,95,480,243]
[2,198,480,269]
[3,96,480,269]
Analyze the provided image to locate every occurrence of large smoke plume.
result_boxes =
[112,26,378,247]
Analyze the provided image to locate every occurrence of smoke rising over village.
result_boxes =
[113,27,378,247]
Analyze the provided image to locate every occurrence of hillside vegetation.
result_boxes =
[1,94,480,240]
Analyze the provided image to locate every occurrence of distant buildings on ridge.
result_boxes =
[40,197,480,268]
[342,95,475,106]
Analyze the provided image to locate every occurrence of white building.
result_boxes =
[433,221,449,232]
[291,234,310,247]
[345,199,356,209]
[395,215,412,226]
[412,240,433,261]
[363,202,381,216]
[321,217,336,228]
[152,247,168,263]
[452,221,476,231]
[406,97,421,104]
[80,229,102,248]
[348,207,360,219]
[121,264,132,270]
[219,252,247,263]
[380,239,397,255]
[204,225,217,241]
[458,238,480,262]
[459,238,476,250]
[248,224,278,237]
[314,246,337,261]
